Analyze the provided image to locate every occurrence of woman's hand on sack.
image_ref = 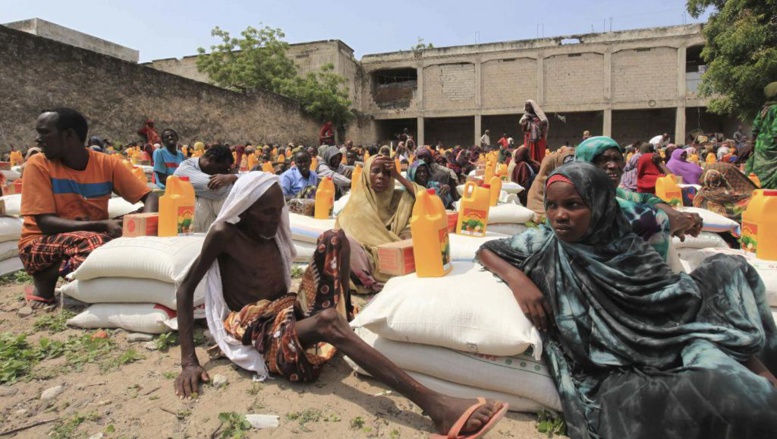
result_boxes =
[509,278,553,332]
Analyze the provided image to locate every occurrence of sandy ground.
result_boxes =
[0,277,565,439]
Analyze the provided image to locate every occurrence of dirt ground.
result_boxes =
[0,277,564,439]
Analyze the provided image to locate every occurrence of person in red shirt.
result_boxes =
[319,121,335,146]
[20,108,159,308]
[137,119,161,145]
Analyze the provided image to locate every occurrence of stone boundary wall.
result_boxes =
[0,25,320,150]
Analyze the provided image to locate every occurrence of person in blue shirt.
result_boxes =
[153,129,185,189]
[279,150,317,200]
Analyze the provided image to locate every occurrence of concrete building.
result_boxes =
[144,40,361,105]
[4,18,139,63]
[147,23,734,148]
[359,24,732,148]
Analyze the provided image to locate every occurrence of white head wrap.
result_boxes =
[204,171,296,379]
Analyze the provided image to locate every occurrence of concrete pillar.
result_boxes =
[676,46,686,100]
[675,46,687,145]
[475,59,482,108]
[417,116,425,147]
[417,65,424,111]
[675,106,686,146]
[536,55,544,103]
[603,50,612,102]
[474,114,482,147]
[603,108,612,137]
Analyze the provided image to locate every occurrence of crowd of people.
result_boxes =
[6,81,777,439]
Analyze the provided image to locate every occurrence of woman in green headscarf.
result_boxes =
[747,82,777,189]
[477,162,777,439]
[574,136,702,262]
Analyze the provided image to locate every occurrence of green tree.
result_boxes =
[280,64,354,127]
[687,0,777,120]
[196,25,296,93]
[411,37,434,51]
[196,24,353,126]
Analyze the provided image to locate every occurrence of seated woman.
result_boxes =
[477,162,777,439]
[317,146,353,199]
[407,159,453,209]
[636,149,668,194]
[620,142,650,191]
[507,146,541,206]
[693,162,758,222]
[336,155,420,293]
[575,136,702,262]
[525,147,574,218]
[666,148,703,185]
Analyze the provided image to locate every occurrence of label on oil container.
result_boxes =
[741,222,757,254]
[177,206,195,236]
[459,209,487,237]
[439,227,451,270]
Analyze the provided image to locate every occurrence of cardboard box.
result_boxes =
[2,184,20,196]
[123,213,159,237]
[0,199,5,215]
[0,162,10,171]
[446,211,459,232]
[138,160,151,166]
[377,239,415,276]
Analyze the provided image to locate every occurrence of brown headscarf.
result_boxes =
[692,162,756,221]
[526,150,575,215]
[335,156,420,281]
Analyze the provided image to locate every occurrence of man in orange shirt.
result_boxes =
[20,108,159,308]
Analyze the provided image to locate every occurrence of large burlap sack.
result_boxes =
[288,213,335,244]
[677,207,741,236]
[59,277,206,309]
[488,223,529,237]
[0,257,22,277]
[2,169,21,182]
[351,327,561,411]
[672,231,728,249]
[344,357,546,413]
[107,197,143,218]
[0,195,141,219]
[681,248,777,306]
[1,195,21,216]
[0,216,23,242]
[453,199,534,224]
[449,232,508,263]
[350,262,541,357]
[72,236,204,283]
[67,303,175,334]
[0,241,19,260]
[293,241,316,262]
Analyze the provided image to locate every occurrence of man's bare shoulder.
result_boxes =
[206,222,236,240]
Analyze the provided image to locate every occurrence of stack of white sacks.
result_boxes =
[62,236,207,334]
[0,170,23,274]
[348,262,563,413]
[0,214,23,275]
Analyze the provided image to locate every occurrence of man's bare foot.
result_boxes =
[24,285,56,310]
[28,265,59,310]
[428,395,506,436]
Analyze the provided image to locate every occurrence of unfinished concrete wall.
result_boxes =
[0,25,320,149]
[544,52,605,106]
[481,58,537,109]
[612,47,678,104]
[4,18,139,63]
[424,63,476,111]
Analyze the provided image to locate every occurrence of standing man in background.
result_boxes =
[153,129,185,190]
